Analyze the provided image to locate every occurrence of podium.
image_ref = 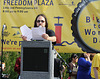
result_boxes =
[20,41,54,79]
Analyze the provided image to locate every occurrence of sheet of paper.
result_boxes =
[32,26,46,40]
[20,25,32,40]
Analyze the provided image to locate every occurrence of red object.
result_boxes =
[61,77,63,79]
[55,26,62,44]
[68,77,71,79]
[93,14,94,20]
[14,57,21,75]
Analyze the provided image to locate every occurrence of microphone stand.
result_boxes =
[54,49,72,74]
[1,24,6,78]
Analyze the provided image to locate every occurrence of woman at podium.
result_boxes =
[15,14,56,79]
[21,14,56,45]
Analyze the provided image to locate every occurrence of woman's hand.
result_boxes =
[21,35,27,41]
[42,34,49,40]
[42,34,56,42]
[86,53,91,62]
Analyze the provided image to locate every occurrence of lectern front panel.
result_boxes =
[20,41,54,79]
[23,47,49,72]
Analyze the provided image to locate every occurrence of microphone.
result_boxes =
[1,24,6,78]
[2,24,6,34]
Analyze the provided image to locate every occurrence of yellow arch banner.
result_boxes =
[0,0,100,53]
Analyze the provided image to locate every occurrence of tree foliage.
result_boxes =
[2,52,21,79]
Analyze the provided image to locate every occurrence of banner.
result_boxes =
[0,0,100,53]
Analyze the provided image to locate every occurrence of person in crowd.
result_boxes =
[21,14,56,45]
[2,62,5,71]
[0,62,6,78]
[0,62,5,71]
[54,53,65,79]
[68,54,78,79]
[14,56,21,79]
[77,53,92,79]
[90,54,94,62]
[91,53,100,79]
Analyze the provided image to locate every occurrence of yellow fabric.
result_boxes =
[0,0,83,52]
[0,0,100,53]
[91,54,100,78]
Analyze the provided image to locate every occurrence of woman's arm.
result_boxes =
[42,34,56,42]
[78,58,92,68]
[93,67,98,79]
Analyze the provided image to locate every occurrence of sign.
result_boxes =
[0,0,100,53]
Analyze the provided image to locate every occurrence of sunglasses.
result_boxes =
[74,57,78,59]
[37,20,45,23]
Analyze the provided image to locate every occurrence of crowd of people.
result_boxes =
[14,52,100,79]
[68,53,100,79]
